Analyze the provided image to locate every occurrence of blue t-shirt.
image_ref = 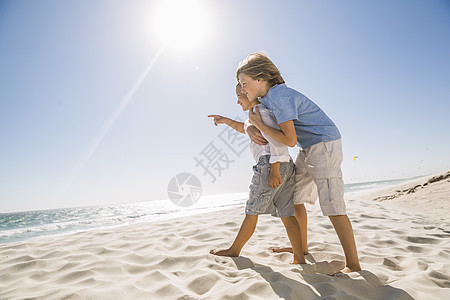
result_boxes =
[259,84,341,150]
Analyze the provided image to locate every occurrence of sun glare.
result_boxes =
[155,0,208,49]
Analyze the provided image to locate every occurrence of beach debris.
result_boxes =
[427,172,450,184]
[373,171,450,202]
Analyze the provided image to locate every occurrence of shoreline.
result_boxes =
[1,172,449,299]
[0,175,431,246]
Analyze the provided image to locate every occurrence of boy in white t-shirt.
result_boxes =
[207,84,305,264]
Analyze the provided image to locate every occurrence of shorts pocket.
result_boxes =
[251,170,261,186]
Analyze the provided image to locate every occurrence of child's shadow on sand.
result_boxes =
[231,255,414,300]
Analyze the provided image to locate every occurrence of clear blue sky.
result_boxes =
[1,0,449,212]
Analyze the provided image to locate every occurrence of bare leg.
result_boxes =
[272,204,309,255]
[296,204,308,254]
[280,216,306,264]
[329,214,361,273]
[210,214,258,257]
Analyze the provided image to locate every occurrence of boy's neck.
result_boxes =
[260,81,272,98]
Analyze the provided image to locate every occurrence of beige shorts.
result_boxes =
[293,139,346,216]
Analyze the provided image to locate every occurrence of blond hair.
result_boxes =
[236,52,285,87]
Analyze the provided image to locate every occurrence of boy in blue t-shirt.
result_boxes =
[237,52,361,274]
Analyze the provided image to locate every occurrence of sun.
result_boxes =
[155,0,208,49]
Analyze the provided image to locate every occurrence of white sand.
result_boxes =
[1,172,449,299]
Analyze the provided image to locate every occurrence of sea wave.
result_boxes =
[0,193,248,244]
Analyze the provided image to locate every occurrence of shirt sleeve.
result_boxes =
[259,110,291,164]
[269,97,299,125]
[243,118,252,135]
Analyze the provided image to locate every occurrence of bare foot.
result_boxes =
[291,259,306,265]
[340,266,361,273]
[271,246,309,255]
[328,266,362,276]
[209,248,239,257]
[271,246,293,253]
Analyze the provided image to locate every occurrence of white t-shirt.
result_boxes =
[244,104,291,164]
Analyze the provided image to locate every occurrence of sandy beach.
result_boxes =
[1,172,449,299]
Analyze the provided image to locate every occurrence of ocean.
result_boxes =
[0,178,414,245]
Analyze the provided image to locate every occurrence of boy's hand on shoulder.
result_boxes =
[208,115,228,126]
[249,106,264,129]
[268,167,282,189]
